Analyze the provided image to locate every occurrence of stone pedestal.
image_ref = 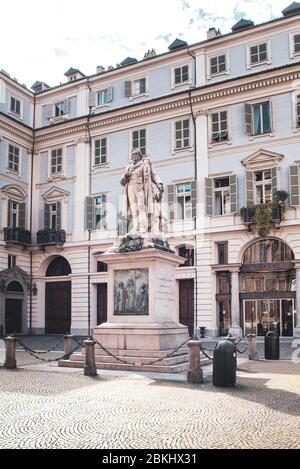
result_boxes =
[61,248,189,373]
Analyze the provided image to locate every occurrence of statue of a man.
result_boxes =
[121,149,164,236]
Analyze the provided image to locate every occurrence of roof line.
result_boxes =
[33,10,300,95]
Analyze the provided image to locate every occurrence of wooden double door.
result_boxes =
[179,279,194,337]
[5,299,22,334]
[45,281,71,334]
[97,284,107,325]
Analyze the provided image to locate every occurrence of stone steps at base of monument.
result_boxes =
[59,357,188,373]
[93,347,188,359]
[70,351,188,367]
[58,353,210,373]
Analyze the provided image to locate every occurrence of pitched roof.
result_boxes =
[282,2,300,17]
[168,38,188,51]
[120,57,138,66]
[231,18,255,32]
[64,67,85,76]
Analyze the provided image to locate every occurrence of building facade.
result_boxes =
[1,3,300,338]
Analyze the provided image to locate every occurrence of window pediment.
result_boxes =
[1,184,26,202]
[242,149,284,170]
[42,186,70,203]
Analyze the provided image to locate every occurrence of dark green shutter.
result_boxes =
[246,171,254,207]
[102,195,107,230]
[229,174,238,213]
[271,167,278,199]
[44,203,50,229]
[191,181,197,218]
[18,203,26,229]
[168,185,175,221]
[63,99,69,114]
[88,91,96,107]
[205,178,213,216]
[290,165,299,206]
[107,87,113,102]
[56,201,62,230]
[125,81,132,97]
[245,103,252,135]
[7,199,12,227]
[85,197,94,230]
[46,104,53,118]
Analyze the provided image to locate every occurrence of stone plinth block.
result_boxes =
[60,249,189,373]
[187,340,203,383]
[4,336,17,370]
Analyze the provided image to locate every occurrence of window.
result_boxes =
[94,138,107,166]
[294,34,300,54]
[174,66,189,84]
[210,55,227,76]
[254,169,272,204]
[54,102,65,117]
[176,183,192,220]
[10,97,21,115]
[97,90,108,106]
[253,101,271,135]
[175,120,190,150]
[51,148,63,174]
[97,261,108,272]
[249,42,268,65]
[50,203,57,229]
[296,95,300,127]
[8,255,16,269]
[178,246,194,267]
[9,201,19,228]
[217,242,228,265]
[133,78,146,96]
[8,144,20,173]
[211,111,228,143]
[95,195,107,230]
[132,128,146,156]
[214,177,231,215]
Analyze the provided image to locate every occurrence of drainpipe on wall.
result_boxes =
[29,93,36,335]
[86,78,93,336]
[187,50,199,339]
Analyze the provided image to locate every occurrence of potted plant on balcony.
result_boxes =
[253,202,274,238]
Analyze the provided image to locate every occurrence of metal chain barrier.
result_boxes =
[14,336,65,355]
[140,338,190,366]
[89,337,136,366]
[87,335,190,367]
[15,338,81,363]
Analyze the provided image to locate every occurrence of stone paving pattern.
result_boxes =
[0,360,299,449]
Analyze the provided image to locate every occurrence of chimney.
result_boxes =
[207,27,222,39]
[96,65,105,74]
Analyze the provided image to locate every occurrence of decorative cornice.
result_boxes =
[31,66,300,144]
[0,119,33,144]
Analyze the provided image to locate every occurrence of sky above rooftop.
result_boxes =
[0,0,293,89]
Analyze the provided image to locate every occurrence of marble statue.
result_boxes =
[121,149,165,238]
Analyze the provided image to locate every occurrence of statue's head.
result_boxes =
[131,148,143,163]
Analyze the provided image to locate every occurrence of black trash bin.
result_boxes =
[265,331,280,360]
[213,340,237,387]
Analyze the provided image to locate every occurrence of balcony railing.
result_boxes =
[241,203,283,226]
[4,227,31,246]
[36,229,66,246]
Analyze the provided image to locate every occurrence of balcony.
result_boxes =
[241,202,284,236]
[4,227,31,246]
[36,229,66,246]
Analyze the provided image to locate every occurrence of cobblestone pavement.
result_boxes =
[0,360,299,449]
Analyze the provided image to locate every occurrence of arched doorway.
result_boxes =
[240,238,295,337]
[45,256,71,334]
[5,281,24,334]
